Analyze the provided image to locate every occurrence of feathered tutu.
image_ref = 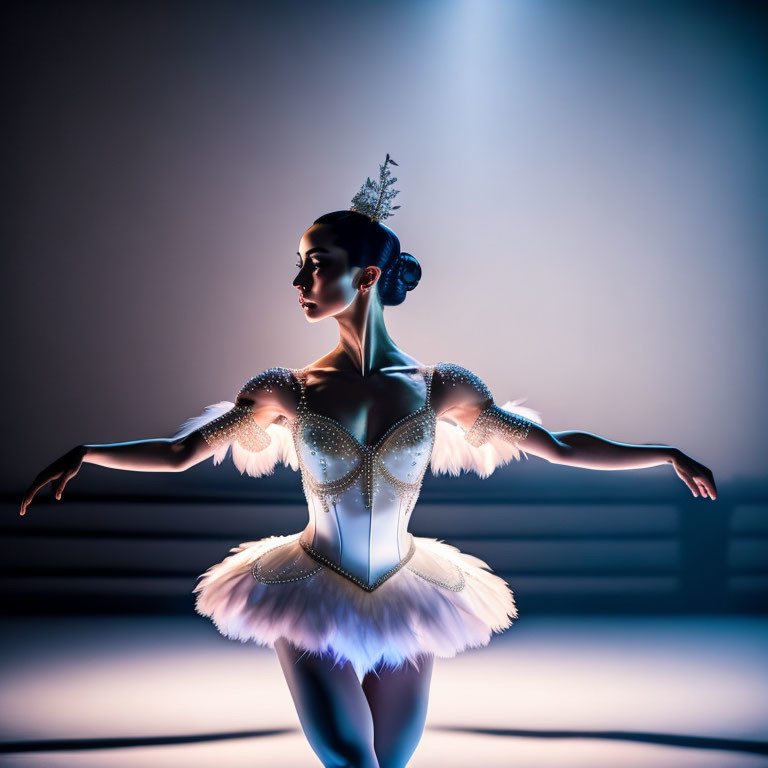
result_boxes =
[193,532,517,682]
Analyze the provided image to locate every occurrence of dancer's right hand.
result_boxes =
[20,446,87,516]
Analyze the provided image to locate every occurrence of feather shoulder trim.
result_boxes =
[430,400,544,479]
[173,402,299,477]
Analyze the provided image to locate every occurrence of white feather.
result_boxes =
[172,402,299,477]
[430,399,544,479]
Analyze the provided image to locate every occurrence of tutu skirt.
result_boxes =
[194,532,517,681]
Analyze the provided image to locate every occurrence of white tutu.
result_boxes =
[194,532,517,682]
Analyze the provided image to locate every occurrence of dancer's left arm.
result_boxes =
[534,428,716,500]
[433,364,717,500]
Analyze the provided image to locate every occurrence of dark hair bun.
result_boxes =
[379,251,422,306]
[398,252,421,290]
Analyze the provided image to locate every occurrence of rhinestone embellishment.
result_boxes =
[198,368,299,452]
[464,403,533,447]
[299,535,417,591]
[199,404,271,452]
[252,540,324,584]
[407,561,466,592]
[290,366,437,513]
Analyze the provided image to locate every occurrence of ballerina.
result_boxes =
[20,154,717,768]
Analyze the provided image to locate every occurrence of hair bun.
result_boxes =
[397,252,421,291]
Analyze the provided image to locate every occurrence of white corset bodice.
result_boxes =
[177,362,542,591]
[285,367,436,589]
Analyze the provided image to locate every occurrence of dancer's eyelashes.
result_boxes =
[295,258,324,271]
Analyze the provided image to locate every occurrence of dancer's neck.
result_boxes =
[332,290,400,376]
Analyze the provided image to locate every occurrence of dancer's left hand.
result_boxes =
[671,451,717,500]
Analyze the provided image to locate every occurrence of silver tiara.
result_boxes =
[349,153,401,223]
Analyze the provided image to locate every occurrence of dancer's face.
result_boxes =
[293,224,372,323]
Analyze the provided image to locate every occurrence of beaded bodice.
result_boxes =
[183,361,541,591]
[287,366,437,588]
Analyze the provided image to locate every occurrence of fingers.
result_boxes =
[675,456,718,501]
[684,474,717,501]
[683,475,715,500]
[704,469,718,500]
[692,464,717,500]
[55,470,76,501]
[20,486,42,515]
[20,475,48,516]
[20,466,68,515]
[20,489,37,515]
[678,471,699,497]
[694,475,717,501]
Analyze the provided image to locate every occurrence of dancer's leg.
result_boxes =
[361,655,434,768]
[275,637,380,768]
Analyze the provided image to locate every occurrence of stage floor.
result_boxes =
[1,615,766,767]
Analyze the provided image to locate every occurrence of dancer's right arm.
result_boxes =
[82,432,211,472]
[20,369,299,516]
[19,433,213,515]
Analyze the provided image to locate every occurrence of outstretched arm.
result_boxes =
[432,363,717,500]
[549,430,673,470]
[19,435,209,516]
[81,433,207,472]
[78,395,278,472]
[546,430,716,499]
[19,370,296,515]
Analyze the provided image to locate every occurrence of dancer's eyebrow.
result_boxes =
[296,247,331,258]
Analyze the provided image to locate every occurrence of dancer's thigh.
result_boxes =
[361,655,434,768]
[274,637,379,768]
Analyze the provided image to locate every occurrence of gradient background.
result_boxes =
[3,0,767,608]
[2,0,768,764]
[4,0,767,487]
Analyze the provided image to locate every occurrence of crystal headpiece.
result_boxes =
[349,153,401,223]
